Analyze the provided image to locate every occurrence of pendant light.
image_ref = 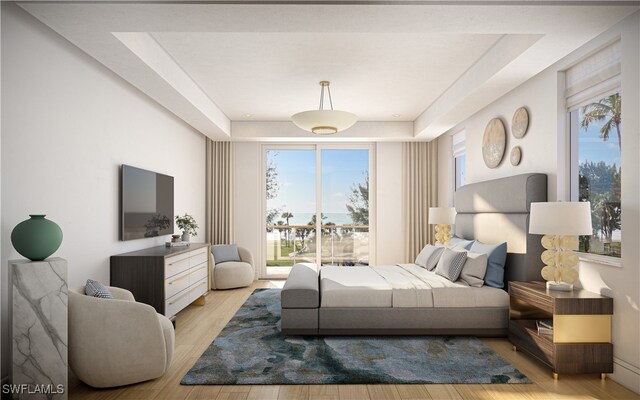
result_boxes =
[291,81,358,135]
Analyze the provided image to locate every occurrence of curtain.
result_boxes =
[205,140,233,245]
[403,141,438,262]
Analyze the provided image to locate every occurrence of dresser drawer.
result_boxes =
[165,255,191,279]
[189,247,208,267]
[165,288,192,318]
[189,277,208,301]
[165,268,191,300]
[189,262,208,285]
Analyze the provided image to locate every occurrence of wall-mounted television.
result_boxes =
[120,165,174,241]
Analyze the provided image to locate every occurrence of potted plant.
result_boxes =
[175,214,199,242]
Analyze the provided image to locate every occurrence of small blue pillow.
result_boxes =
[469,241,507,288]
[85,279,113,299]
[448,236,475,250]
[212,244,241,264]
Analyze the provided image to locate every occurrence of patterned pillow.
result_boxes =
[435,248,468,282]
[414,244,445,271]
[85,279,113,299]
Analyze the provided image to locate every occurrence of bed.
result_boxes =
[280,173,547,336]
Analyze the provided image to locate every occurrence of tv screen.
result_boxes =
[121,165,174,241]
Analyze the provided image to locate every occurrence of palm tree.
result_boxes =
[281,211,293,246]
[580,93,621,149]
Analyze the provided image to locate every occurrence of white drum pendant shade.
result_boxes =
[291,81,358,135]
[291,110,358,135]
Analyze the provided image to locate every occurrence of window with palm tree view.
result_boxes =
[570,92,621,258]
[265,147,370,275]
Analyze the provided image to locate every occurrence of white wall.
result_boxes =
[233,141,261,277]
[376,143,404,264]
[437,12,640,392]
[0,3,206,378]
[233,142,405,274]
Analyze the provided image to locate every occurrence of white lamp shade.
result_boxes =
[529,202,592,235]
[291,110,358,135]
[428,207,456,225]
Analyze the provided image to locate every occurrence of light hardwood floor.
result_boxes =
[71,281,640,400]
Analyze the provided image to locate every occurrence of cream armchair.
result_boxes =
[68,286,174,388]
[210,246,255,290]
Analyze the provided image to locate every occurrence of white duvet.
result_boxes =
[320,264,509,308]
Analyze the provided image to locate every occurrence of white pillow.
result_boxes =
[453,249,488,287]
[415,244,445,271]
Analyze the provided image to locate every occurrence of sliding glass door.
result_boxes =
[264,145,372,277]
[320,149,369,266]
[265,148,316,276]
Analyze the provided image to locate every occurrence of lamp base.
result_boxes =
[546,281,574,292]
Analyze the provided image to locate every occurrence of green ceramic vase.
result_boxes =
[11,215,63,261]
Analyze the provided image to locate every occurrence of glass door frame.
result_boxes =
[260,143,376,279]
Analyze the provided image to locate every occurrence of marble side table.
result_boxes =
[9,258,68,400]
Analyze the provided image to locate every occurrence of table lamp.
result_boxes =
[428,207,457,246]
[529,201,592,291]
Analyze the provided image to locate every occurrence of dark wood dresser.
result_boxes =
[508,281,613,380]
[111,243,210,318]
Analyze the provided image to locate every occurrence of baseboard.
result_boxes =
[611,357,640,394]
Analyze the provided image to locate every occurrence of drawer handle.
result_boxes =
[189,266,207,275]
[168,282,207,305]
[167,274,189,285]
[168,291,190,305]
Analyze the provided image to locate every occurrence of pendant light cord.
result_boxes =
[318,82,334,111]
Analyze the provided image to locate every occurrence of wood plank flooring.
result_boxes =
[70,281,640,400]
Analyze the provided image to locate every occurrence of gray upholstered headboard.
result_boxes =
[454,173,547,285]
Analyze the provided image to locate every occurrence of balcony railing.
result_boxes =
[266,225,369,267]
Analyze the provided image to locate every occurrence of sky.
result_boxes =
[267,149,368,225]
[577,110,621,167]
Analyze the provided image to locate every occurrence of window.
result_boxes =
[566,42,621,259]
[264,145,372,277]
[452,131,466,191]
[569,92,621,258]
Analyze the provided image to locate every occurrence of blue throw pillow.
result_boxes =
[85,279,113,299]
[448,236,475,250]
[212,244,241,264]
[469,241,508,288]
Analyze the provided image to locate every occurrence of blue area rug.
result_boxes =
[181,288,530,385]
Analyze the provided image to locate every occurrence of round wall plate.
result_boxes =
[482,118,506,169]
[510,146,522,166]
[511,107,529,138]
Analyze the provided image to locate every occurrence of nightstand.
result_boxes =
[508,281,613,380]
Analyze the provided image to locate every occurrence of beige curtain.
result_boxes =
[403,141,438,262]
[205,140,233,245]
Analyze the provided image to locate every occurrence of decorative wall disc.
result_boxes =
[510,146,522,166]
[511,107,529,138]
[482,118,506,169]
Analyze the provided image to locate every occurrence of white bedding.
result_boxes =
[320,264,509,308]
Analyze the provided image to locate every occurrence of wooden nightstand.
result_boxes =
[508,281,613,380]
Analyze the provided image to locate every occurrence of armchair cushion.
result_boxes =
[213,261,254,289]
[212,244,241,264]
[84,279,113,299]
